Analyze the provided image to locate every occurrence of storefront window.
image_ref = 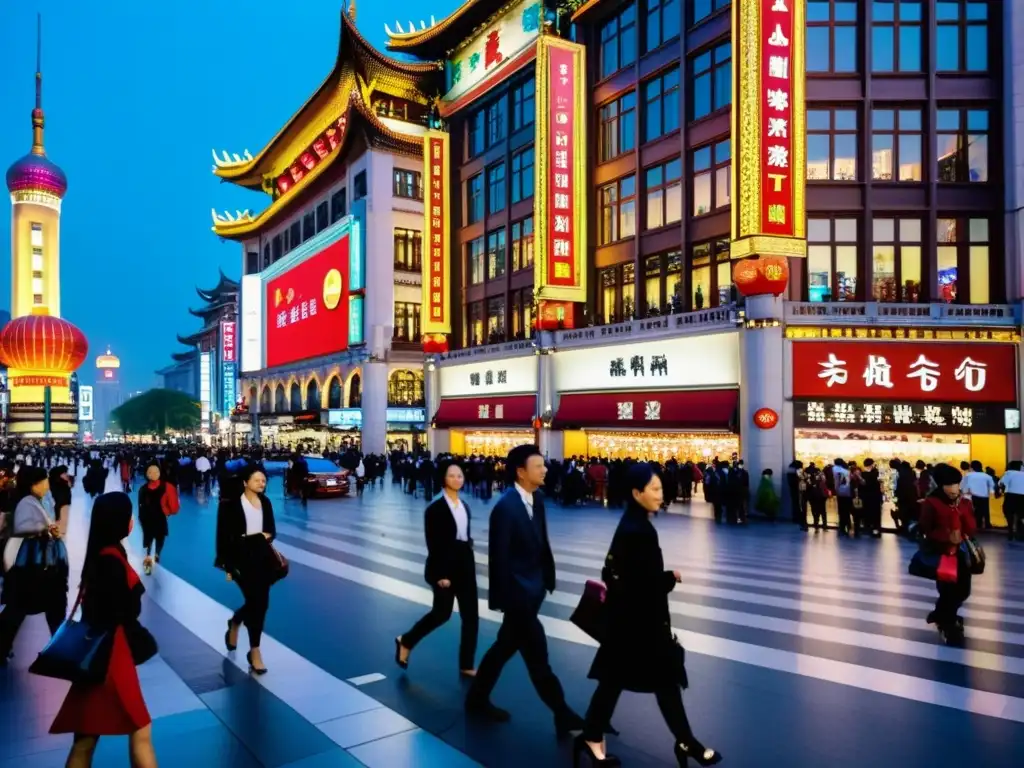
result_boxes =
[969,218,990,304]
[487,296,506,344]
[645,256,661,315]
[511,288,534,339]
[690,238,730,309]
[622,263,636,319]
[393,302,421,342]
[585,432,740,463]
[388,370,425,407]
[937,216,991,303]
[871,218,921,302]
[600,267,618,323]
[467,301,484,347]
[807,218,858,301]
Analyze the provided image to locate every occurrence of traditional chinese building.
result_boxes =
[387,0,1023,529]
[157,270,238,441]
[215,4,437,453]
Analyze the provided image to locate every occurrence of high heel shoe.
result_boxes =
[572,734,621,767]
[247,651,268,675]
[224,620,237,652]
[394,637,409,670]
[674,741,723,766]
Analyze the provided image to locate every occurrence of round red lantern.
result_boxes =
[0,315,89,373]
[759,256,790,296]
[732,258,762,296]
[421,333,449,354]
[753,407,779,430]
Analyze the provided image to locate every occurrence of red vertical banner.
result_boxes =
[221,321,236,363]
[422,131,451,338]
[534,36,586,304]
[760,0,795,237]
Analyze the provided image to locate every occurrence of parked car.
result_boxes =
[302,457,351,498]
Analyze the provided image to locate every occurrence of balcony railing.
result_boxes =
[552,305,740,349]
[785,301,1020,326]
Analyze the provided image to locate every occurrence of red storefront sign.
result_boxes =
[544,45,577,288]
[422,132,450,333]
[760,0,795,237]
[265,235,350,368]
[221,321,236,363]
[792,342,1017,404]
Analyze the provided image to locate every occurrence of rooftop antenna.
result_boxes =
[31,13,45,155]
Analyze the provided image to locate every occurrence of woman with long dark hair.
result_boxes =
[395,460,479,675]
[49,465,72,537]
[0,466,68,664]
[137,461,180,576]
[577,463,722,767]
[216,464,279,674]
[50,492,158,767]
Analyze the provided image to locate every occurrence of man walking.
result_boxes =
[466,444,584,733]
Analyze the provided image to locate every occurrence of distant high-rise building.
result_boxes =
[93,347,121,439]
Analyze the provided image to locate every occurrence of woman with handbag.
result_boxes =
[137,462,180,576]
[0,466,68,665]
[215,464,281,675]
[395,460,479,676]
[577,463,723,768]
[918,463,978,647]
[49,492,158,767]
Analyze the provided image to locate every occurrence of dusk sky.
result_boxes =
[0,0,459,393]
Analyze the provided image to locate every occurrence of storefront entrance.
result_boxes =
[566,430,739,463]
[457,429,536,457]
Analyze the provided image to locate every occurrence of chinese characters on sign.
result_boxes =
[792,342,1017,403]
[477,404,506,420]
[535,37,586,303]
[761,0,795,236]
[794,400,1014,434]
[221,321,236,363]
[421,132,450,335]
[616,400,662,421]
[609,355,669,378]
[274,293,318,329]
[469,369,508,387]
[222,363,237,418]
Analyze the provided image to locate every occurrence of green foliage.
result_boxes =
[110,389,201,436]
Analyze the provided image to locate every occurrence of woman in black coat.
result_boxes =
[395,461,478,675]
[577,463,723,768]
[215,464,280,675]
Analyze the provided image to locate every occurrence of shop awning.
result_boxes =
[432,395,537,428]
[553,389,738,430]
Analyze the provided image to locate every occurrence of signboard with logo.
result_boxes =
[534,36,586,305]
[422,131,451,336]
[387,407,426,424]
[792,342,1017,404]
[222,363,237,417]
[443,0,541,106]
[440,356,538,398]
[731,0,806,260]
[794,399,1017,435]
[78,385,93,422]
[200,352,211,432]
[221,321,236,363]
[328,408,362,428]
[265,234,350,368]
[554,333,740,393]
[240,275,263,373]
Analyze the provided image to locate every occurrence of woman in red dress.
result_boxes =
[50,492,158,767]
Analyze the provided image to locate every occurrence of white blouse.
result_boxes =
[241,495,264,536]
[442,493,469,542]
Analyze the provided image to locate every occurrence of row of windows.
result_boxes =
[393,302,421,343]
[465,288,536,347]
[595,214,995,321]
[597,1,991,82]
[466,216,534,285]
[466,146,535,225]
[259,370,425,411]
[30,223,43,306]
[466,78,536,159]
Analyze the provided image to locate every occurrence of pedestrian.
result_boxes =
[137,461,180,576]
[395,460,479,676]
[216,465,281,675]
[49,492,158,768]
[465,444,584,732]
[578,463,723,767]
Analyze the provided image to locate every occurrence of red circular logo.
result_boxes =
[753,408,779,430]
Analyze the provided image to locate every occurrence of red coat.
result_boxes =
[918,494,977,553]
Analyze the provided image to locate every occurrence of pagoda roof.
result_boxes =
[211,9,439,192]
[384,0,506,60]
[196,268,240,303]
[169,348,199,364]
[176,322,220,347]
[212,88,425,240]
[188,298,236,319]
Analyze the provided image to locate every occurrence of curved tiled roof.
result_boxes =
[384,0,500,59]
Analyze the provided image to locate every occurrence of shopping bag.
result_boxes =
[908,549,940,580]
[29,591,112,684]
[570,579,607,642]
[936,552,959,583]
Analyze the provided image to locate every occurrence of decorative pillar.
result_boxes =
[361,361,388,455]
[424,358,440,454]
[739,296,785,500]
[537,348,554,457]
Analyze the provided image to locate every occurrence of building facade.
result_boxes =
[217,6,435,453]
[92,348,121,440]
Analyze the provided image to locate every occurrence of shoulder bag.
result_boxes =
[963,537,986,575]
[29,588,113,684]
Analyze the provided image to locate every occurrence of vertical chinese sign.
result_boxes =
[421,131,451,353]
[731,0,806,286]
[534,36,586,327]
[221,320,237,416]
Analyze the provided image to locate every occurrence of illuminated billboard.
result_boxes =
[422,132,451,336]
[240,275,263,373]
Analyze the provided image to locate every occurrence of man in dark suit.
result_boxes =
[465,445,584,732]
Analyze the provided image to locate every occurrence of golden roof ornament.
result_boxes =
[348,0,356,23]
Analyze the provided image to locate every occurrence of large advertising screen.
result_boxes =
[240,275,263,373]
[265,235,350,368]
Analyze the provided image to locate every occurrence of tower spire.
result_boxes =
[31,13,45,156]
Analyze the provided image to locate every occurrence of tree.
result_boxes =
[110,389,201,436]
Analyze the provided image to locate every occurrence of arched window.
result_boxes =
[327,376,343,409]
[274,385,286,412]
[260,386,271,412]
[348,373,362,407]
[388,370,424,407]
[290,382,302,411]
[306,379,320,410]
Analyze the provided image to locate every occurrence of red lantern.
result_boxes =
[759,257,790,296]
[753,407,779,430]
[732,258,763,296]
[734,256,791,297]
[422,334,449,354]
[0,315,89,373]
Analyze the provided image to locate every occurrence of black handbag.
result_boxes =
[267,544,289,585]
[908,549,940,580]
[963,538,986,575]
[29,589,113,685]
[570,579,607,642]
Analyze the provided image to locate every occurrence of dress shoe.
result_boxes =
[465,697,511,722]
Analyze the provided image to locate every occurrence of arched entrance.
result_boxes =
[260,386,271,412]
[274,384,286,412]
[327,375,343,409]
[290,381,302,411]
[306,379,321,410]
[347,373,362,408]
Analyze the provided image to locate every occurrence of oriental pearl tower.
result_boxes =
[0,16,88,439]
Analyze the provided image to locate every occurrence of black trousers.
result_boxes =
[0,596,66,656]
[142,531,165,557]
[401,545,479,670]
[468,607,568,715]
[1005,493,1023,540]
[934,560,972,630]
[973,497,991,529]
[790,490,806,527]
[231,575,271,648]
[837,496,854,532]
[582,681,694,744]
[810,499,827,528]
